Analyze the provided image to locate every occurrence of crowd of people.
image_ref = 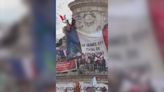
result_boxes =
[76,53,107,73]
[57,51,107,73]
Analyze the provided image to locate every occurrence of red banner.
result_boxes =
[56,59,77,73]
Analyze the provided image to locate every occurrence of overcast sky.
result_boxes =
[0,0,148,39]
[0,0,28,25]
[56,0,74,39]
[0,0,73,39]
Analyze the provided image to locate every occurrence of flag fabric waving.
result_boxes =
[59,15,65,22]
[102,24,108,50]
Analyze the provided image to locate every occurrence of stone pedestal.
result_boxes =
[69,0,108,33]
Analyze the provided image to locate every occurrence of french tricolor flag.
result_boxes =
[59,50,67,57]
[11,58,36,80]
[63,50,67,57]
[59,15,66,22]
[102,24,108,50]
[21,58,36,80]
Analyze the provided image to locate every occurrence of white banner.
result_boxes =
[78,31,108,60]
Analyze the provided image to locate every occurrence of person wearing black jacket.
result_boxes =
[102,57,106,71]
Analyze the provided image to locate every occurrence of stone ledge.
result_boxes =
[56,74,108,83]
[69,0,108,12]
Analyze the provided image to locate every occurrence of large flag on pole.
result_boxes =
[31,0,56,77]
[149,0,164,60]
[102,24,108,50]
[10,58,36,80]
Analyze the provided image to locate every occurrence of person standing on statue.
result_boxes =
[102,56,106,71]
[63,18,81,59]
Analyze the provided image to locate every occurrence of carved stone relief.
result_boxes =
[83,11,96,27]
[70,0,108,33]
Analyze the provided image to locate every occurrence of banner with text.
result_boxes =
[56,59,77,73]
[78,31,108,60]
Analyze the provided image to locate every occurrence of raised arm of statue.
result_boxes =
[65,20,72,32]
